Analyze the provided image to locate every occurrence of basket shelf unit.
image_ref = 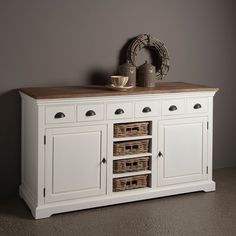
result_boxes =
[112,121,152,192]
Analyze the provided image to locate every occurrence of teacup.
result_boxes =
[110,76,129,87]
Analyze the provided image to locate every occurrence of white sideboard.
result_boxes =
[19,83,218,219]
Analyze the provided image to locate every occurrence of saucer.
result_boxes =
[106,84,134,92]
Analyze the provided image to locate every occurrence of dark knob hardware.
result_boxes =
[193,103,202,109]
[115,108,125,115]
[101,158,106,164]
[158,152,163,157]
[54,112,66,119]
[86,110,96,117]
[169,105,177,111]
[142,107,152,113]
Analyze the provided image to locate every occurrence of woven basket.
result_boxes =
[113,175,148,192]
[114,122,149,138]
[113,139,150,156]
[113,157,149,173]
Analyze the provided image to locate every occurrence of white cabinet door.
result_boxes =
[45,125,106,203]
[157,117,208,186]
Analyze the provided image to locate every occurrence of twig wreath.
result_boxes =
[127,34,170,80]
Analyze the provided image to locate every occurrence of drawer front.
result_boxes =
[77,104,104,122]
[187,97,208,114]
[107,102,133,120]
[45,105,76,124]
[162,99,185,116]
[135,100,161,118]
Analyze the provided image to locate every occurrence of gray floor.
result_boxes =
[0,168,236,236]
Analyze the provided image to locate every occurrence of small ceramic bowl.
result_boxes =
[110,76,129,87]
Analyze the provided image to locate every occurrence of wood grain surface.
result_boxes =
[19,82,219,99]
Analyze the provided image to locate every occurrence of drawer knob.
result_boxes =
[115,108,124,115]
[169,105,177,111]
[142,107,152,113]
[54,112,66,119]
[86,110,96,117]
[194,103,202,109]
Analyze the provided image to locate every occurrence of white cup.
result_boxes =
[110,76,129,87]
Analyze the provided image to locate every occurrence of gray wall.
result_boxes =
[0,0,235,197]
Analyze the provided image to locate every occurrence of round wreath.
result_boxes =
[127,34,170,80]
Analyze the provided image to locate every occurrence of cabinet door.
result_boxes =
[157,117,208,186]
[45,125,106,203]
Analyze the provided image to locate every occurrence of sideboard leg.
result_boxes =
[203,181,216,192]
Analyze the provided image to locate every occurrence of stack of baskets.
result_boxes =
[113,122,151,192]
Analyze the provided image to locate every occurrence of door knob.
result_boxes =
[101,158,107,164]
[158,152,163,157]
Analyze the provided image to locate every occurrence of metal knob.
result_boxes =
[158,152,163,157]
[54,112,66,119]
[101,158,106,164]
[142,107,152,113]
[169,105,177,111]
[193,103,202,109]
[86,110,96,117]
[115,108,124,115]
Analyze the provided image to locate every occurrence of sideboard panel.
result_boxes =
[157,117,208,186]
[45,125,107,203]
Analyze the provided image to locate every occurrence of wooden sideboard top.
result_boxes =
[19,82,219,99]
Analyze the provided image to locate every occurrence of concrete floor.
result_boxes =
[0,167,236,236]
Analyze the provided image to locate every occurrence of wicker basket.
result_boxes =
[114,122,149,138]
[113,175,148,192]
[113,157,149,173]
[113,139,150,156]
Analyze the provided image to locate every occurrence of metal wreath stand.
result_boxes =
[127,34,170,80]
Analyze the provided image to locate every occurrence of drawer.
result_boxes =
[77,104,104,122]
[187,97,208,114]
[45,105,76,124]
[107,102,133,120]
[162,99,185,116]
[135,100,161,118]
